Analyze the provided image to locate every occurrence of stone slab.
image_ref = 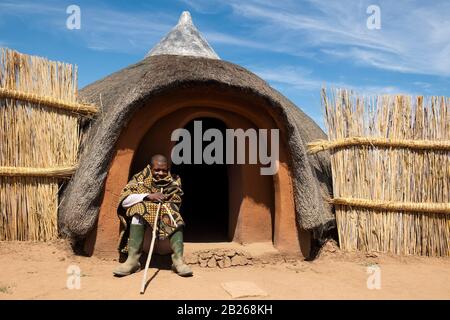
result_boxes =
[221,281,268,299]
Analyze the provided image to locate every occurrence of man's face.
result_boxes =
[151,161,168,180]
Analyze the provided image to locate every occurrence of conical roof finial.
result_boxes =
[146,11,220,59]
[178,11,192,25]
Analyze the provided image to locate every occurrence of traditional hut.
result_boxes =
[59,11,334,257]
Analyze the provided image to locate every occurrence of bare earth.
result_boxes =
[0,240,449,300]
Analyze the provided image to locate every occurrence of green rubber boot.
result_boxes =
[170,229,193,277]
[113,224,145,276]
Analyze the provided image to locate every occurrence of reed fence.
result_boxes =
[309,89,449,256]
[0,48,97,241]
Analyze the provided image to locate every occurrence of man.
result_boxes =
[113,154,193,277]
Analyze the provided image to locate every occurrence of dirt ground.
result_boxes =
[0,239,449,300]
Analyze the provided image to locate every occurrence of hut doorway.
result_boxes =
[128,107,276,247]
[171,118,229,242]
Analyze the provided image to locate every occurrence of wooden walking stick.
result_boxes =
[140,188,163,294]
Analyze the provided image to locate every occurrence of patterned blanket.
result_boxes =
[117,165,184,253]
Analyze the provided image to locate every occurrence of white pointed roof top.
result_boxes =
[146,11,220,60]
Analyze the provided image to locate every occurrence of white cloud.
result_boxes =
[251,65,322,90]
[4,0,450,78]
[179,0,228,14]
[79,9,173,53]
[185,0,450,77]
[248,64,415,96]
[0,1,60,15]
[205,31,271,50]
[260,0,450,76]
[0,0,174,54]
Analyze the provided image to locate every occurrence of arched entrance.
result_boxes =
[85,85,309,257]
[128,106,276,246]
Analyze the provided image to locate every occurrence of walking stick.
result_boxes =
[140,188,163,294]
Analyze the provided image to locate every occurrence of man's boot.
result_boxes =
[113,224,144,276]
[170,229,193,277]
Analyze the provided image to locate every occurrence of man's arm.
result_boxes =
[122,192,167,208]
[122,193,149,208]
[118,165,166,209]
[145,192,167,202]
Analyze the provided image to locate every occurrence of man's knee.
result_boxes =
[131,215,144,225]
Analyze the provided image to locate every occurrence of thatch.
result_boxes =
[0,48,81,241]
[59,54,334,240]
[315,89,449,256]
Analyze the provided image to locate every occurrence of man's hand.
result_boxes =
[146,192,166,202]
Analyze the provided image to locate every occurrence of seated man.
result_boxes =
[113,154,193,277]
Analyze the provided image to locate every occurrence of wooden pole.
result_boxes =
[140,188,163,294]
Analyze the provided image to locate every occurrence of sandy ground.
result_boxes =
[0,239,449,300]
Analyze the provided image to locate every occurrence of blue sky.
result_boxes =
[1,0,449,128]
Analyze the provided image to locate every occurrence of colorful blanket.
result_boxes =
[117,165,184,253]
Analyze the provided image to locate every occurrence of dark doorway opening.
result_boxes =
[171,117,229,242]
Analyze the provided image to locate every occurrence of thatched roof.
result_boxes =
[59,54,334,241]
